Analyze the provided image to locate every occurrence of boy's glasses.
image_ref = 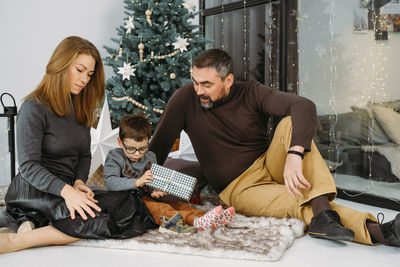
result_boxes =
[122,142,149,154]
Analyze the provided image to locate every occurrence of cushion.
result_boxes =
[350,106,390,144]
[316,107,390,146]
[371,106,400,145]
[369,99,400,112]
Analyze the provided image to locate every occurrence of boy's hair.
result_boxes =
[119,113,151,142]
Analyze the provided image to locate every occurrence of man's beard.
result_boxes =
[198,95,214,109]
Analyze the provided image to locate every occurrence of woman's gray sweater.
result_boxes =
[16,98,91,196]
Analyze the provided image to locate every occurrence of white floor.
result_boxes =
[1,198,400,267]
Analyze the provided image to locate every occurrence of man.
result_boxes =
[150,49,400,246]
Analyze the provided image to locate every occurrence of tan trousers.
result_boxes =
[219,116,377,244]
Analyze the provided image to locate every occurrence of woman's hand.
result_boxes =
[283,146,311,198]
[135,170,153,188]
[73,179,95,199]
[151,189,167,198]
[60,184,101,220]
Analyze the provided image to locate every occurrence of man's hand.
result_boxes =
[283,146,311,198]
[60,184,101,220]
[135,170,153,188]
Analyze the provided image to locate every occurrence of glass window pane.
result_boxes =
[298,0,400,203]
[204,3,279,84]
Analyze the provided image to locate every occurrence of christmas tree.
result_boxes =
[104,0,208,128]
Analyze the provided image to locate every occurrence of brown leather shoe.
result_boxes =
[309,210,355,241]
[379,213,400,246]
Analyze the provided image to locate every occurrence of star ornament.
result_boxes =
[124,16,135,34]
[183,0,196,11]
[172,36,189,53]
[117,62,136,80]
[89,96,119,177]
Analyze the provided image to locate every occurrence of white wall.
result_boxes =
[0,0,125,185]
[298,0,400,115]
[0,0,125,104]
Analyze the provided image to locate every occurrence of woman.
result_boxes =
[0,36,157,254]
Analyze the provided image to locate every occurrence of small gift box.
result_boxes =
[148,164,197,201]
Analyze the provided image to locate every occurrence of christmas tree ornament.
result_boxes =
[146,10,152,26]
[172,36,189,53]
[182,0,195,11]
[104,0,209,126]
[89,96,119,177]
[124,16,135,34]
[138,43,144,62]
[117,62,136,80]
[112,96,163,114]
[117,40,123,58]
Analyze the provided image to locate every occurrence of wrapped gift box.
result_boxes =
[148,164,197,201]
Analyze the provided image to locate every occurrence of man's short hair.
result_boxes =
[193,49,233,79]
[119,113,151,142]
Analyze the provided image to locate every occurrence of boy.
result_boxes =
[103,114,235,233]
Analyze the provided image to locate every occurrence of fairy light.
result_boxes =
[221,0,225,49]
[266,1,274,136]
[268,2,273,87]
[243,0,248,80]
[297,1,303,96]
[325,0,341,177]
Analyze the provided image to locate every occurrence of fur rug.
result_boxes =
[69,195,306,262]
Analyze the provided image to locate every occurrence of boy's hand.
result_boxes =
[151,189,167,198]
[135,170,153,188]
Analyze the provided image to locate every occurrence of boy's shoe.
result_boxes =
[159,213,196,234]
[308,210,355,241]
[378,213,400,246]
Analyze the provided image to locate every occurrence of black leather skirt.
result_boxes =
[5,173,157,239]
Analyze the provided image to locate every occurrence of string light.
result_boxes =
[266,1,274,136]
[268,2,273,88]
[243,0,248,80]
[221,0,224,49]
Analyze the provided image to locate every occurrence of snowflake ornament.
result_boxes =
[124,16,135,34]
[117,62,136,80]
[183,0,196,11]
[172,36,189,53]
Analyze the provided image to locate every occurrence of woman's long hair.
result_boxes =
[25,36,105,127]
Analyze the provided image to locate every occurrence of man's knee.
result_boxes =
[274,116,292,136]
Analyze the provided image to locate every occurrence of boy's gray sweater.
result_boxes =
[103,148,157,191]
